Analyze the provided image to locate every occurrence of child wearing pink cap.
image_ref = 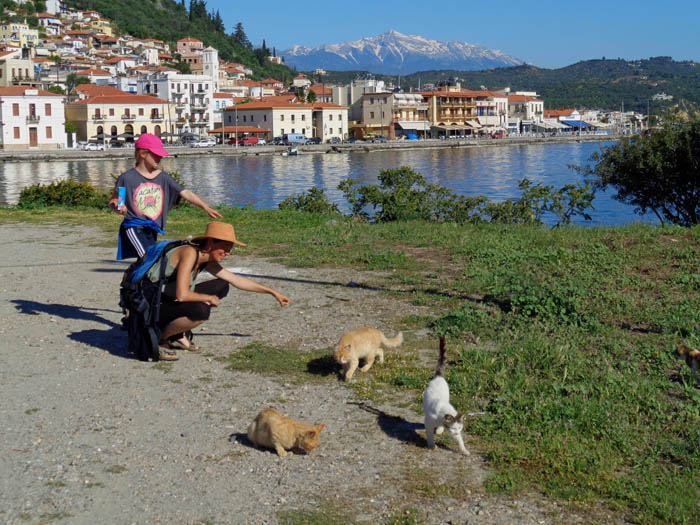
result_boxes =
[108,133,222,260]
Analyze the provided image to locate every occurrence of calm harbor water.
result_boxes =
[0,141,654,226]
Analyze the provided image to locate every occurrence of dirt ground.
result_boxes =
[0,224,617,524]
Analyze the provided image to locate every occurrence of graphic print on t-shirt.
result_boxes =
[132,181,164,220]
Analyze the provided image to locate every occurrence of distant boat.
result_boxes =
[282,147,299,156]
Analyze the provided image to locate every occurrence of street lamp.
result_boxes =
[235,103,238,149]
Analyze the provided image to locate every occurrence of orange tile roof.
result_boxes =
[70,94,172,105]
[544,109,575,118]
[213,92,235,99]
[0,86,63,97]
[74,84,131,96]
[178,37,202,43]
[227,101,312,110]
[508,94,541,102]
[309,85,332,95]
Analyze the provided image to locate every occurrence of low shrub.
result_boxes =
[278,186,340,215]
[18,179,111,209]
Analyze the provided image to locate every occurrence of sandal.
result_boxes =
[158,347,179,361]
[168,340,202,353]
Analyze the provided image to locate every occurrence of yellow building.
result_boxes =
[0,48,35,87]
[420,89,480,137]
[65,93,176,144]
[87,17,112,36]
[0,21,39,48]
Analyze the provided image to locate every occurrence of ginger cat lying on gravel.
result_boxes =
[334,328,403,381]
[247,408,325,457]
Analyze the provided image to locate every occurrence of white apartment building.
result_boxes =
[0,86,66,149]
[222,101,348,141]
[222,101,314,139]
[333,77,388,122]
[137,70,215,135]
[475,91,509,131]
[311,103,348,141]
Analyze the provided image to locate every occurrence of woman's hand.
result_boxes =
[204,206,223,219]
[207,295,220,307]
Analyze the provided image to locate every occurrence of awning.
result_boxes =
[561,120,593,129]
[432,124,470,131]
[535,121,568,130]
[395,120,430,131]
[465,120,482,128]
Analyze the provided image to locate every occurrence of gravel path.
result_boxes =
[0,224,616,524]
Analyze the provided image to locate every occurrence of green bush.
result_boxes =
[336,167,594,226]
[278,187,340,214]
[17,179,111,209]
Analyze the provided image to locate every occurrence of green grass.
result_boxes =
[3,208,700,524]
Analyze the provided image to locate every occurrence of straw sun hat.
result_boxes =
[192,222,247,247]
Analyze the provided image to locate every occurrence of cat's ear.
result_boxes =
[455,413,464,423]
[444,414,455,425]
[316,424,325,434]
[306,430,318,439]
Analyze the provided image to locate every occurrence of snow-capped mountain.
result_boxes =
[282,30,523,74]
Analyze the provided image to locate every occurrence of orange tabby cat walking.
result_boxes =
[334,328,403,381]
[247,408,325,457]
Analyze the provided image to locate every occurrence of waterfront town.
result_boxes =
[0,5,648,150]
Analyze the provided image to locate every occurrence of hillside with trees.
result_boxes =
[316,57,700,113]
[65,0,296,81]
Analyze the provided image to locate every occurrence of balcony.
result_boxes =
[26,115,40,124]
[151,114,164,122]
[121,114,135,121]
[91,113,105,121]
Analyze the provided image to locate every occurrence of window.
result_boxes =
[12,103,18,116]
[29,104,36,118]
[242,115,246,122]
[46,126,52,139]
[138,108,144,116]
[301,114,305,121]
[109,108,115,116]
[281,128,284,134]
[264,115,267,122]
[13,127,19,138]
[141,125,147,134]
[227,115,231,123]
[329,114,333,121]
[280,115,284,121]
[154,84,158,94]
[338,114,341,121]
[45,103,51,116]
[291,114,295,122]
[291,128,295,133]
[251,115,254,122]
[370,111,375,119]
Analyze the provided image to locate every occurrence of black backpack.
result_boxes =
[119,240,196,361]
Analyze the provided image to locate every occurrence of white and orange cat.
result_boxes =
[423,337,469,455]
[247,408,325,457]
[334,328,403,381]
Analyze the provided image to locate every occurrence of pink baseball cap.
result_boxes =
[134,133,170,157]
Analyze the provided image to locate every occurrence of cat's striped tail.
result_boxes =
[380,331,403,348]
[435,336,447,377]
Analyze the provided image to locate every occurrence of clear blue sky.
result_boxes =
[206,0,699,69]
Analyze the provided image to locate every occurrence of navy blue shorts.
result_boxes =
[119,225,158,259]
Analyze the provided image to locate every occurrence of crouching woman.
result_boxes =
[158,222,290,360]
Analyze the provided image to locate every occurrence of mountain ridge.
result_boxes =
[283,30,523,74]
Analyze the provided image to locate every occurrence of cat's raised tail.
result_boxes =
[381,331,403,348]
[435,336,447,377]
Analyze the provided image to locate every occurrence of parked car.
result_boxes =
[76,141,88,150]
[227,138,242,145]
[257,138,267,145]
[271,136,285,145]
[308,137,322,145]
[242,137,258,146]
[491,131,504,139]
[371,136,388,143]
[191,138,216,148]
[345,137,364,143]
[84,142,105,151]
[327,137,341,144]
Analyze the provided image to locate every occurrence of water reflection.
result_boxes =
[0,141,654,226]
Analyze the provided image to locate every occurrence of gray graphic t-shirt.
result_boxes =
[114,168,183,230]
